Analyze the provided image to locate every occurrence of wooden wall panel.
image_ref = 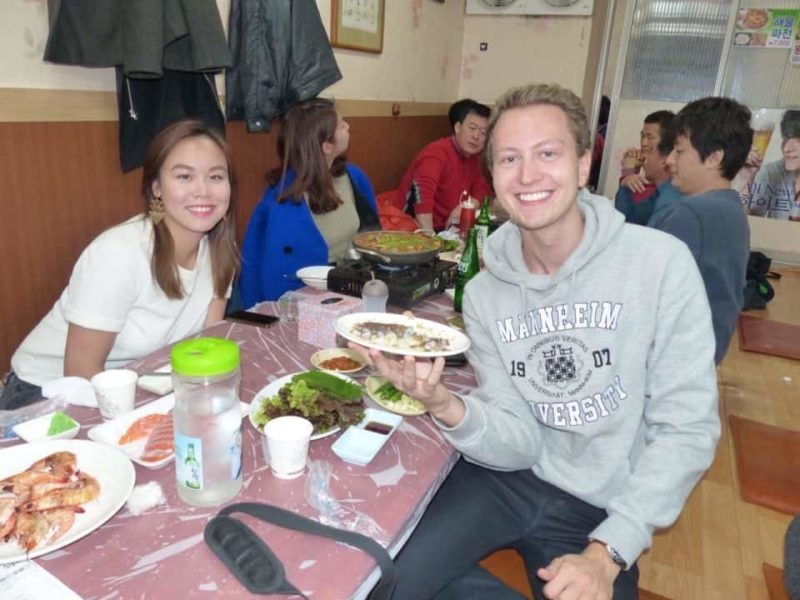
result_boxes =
[0,115,449,373]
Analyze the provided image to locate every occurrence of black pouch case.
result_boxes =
[204,502,396,599]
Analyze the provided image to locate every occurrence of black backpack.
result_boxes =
[742,251,779,310]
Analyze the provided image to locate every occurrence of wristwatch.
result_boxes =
[603,543,628,570]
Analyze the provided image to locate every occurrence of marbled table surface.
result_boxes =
[3,291,475,599]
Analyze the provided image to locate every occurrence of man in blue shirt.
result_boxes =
[643,125,682,225]
[614,110,675,225]
[650,97,751,364]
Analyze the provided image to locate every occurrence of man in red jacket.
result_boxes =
[398,99,492,231]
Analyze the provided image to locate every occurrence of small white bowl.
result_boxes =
[296,265,333,290]
[13,411,80,443]
[310,348,367,374]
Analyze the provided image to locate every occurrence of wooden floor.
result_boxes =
[637,266,800,600]
[482,267,800,599]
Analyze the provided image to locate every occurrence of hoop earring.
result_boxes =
[149,196,165,225]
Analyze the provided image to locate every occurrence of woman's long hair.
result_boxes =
[141,119,240,300]
[274,98,346,214]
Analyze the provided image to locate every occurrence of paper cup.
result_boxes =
[261,416,313,479]
[91,369,138,419]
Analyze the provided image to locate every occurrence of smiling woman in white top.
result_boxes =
[2,120,240,410]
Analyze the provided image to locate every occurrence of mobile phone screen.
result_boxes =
[227,310,280,327]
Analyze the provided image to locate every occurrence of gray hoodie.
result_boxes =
[442,190,720,567]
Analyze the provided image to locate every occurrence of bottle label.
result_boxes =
[475,224,490,254]
[175,433,203,490]
[230,429,242,481]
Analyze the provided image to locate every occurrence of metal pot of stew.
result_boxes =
[351,231,442,265]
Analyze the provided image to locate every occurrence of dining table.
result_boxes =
[0,290,475,599]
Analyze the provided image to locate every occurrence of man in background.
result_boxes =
[639,122,684,226]
[398,99,492,231]
[615,110,675,225]
[650,97,751,364]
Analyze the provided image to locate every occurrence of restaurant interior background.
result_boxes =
[598,0,800,263]
[0,0,797,368]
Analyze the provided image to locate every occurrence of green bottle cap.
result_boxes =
[171,337,240,376]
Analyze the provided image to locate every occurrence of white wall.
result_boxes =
[0,0,465,104]
[0,0,115,91]
[459,14,593,104]
[321,1,465,102]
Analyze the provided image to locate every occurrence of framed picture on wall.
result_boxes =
[331,0,385,54]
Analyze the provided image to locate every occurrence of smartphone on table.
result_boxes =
[227,310,279,327]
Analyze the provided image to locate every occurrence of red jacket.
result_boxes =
[398,136,491,231]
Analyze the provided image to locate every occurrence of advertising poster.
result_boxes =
[740,108,800,222]
[733,8,799,49]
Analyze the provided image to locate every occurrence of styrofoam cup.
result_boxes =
[91,369,138,419]
[262,416,313,479]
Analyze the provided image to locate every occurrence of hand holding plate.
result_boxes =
[347,342,465,427]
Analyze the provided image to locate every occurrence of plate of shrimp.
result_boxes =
[0,439,135,564]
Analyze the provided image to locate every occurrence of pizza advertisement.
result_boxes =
[733,8,799,49]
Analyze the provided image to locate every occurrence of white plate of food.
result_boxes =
[87,395,249,469]
[310,348,368,374]
[249,371,365,441]
[335,313,471,357]
[365,376,426,416]
[0,439,135,564]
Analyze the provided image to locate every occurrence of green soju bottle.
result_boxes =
[454,227,480,313]
[474,197,492,257]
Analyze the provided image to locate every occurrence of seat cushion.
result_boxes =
[730,415,800,514]
[738,315,800,361]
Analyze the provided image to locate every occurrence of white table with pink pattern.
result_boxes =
[4,290,474,599]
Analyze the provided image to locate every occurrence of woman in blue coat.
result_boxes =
[238,98,380,305]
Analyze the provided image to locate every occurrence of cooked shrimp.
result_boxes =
[14,507,81,552]
[0,493,17,540]
[22,473,100,512]
[1,471,69,505]
[27,451,78,478]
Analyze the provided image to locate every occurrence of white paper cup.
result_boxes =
[262,416,313,479]
[91,369,138,419]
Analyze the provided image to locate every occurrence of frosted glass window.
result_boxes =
[722,1,800,109]
[621,0,733,102]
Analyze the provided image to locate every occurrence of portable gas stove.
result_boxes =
[327,259,458,308]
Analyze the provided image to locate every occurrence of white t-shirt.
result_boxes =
[12,216,218,386]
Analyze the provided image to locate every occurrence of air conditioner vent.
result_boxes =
[466,0,593,16]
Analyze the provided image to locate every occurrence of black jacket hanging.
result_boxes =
[225,0,343,132]
[44,0,231,171]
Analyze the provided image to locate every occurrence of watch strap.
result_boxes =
[604,543,628,570]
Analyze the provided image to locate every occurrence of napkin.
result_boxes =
[42,376,98,407]
[126,481,166,516]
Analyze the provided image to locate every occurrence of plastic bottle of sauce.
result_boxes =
[458,191,477,239]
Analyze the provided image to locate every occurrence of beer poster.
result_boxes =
[740,109,800,222]
[733,8,799,49]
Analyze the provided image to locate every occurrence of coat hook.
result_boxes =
[391,103,401,117]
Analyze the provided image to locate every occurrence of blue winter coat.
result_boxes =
[238,164,379,306]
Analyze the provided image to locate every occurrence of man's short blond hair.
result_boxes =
[485,83,591,167]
